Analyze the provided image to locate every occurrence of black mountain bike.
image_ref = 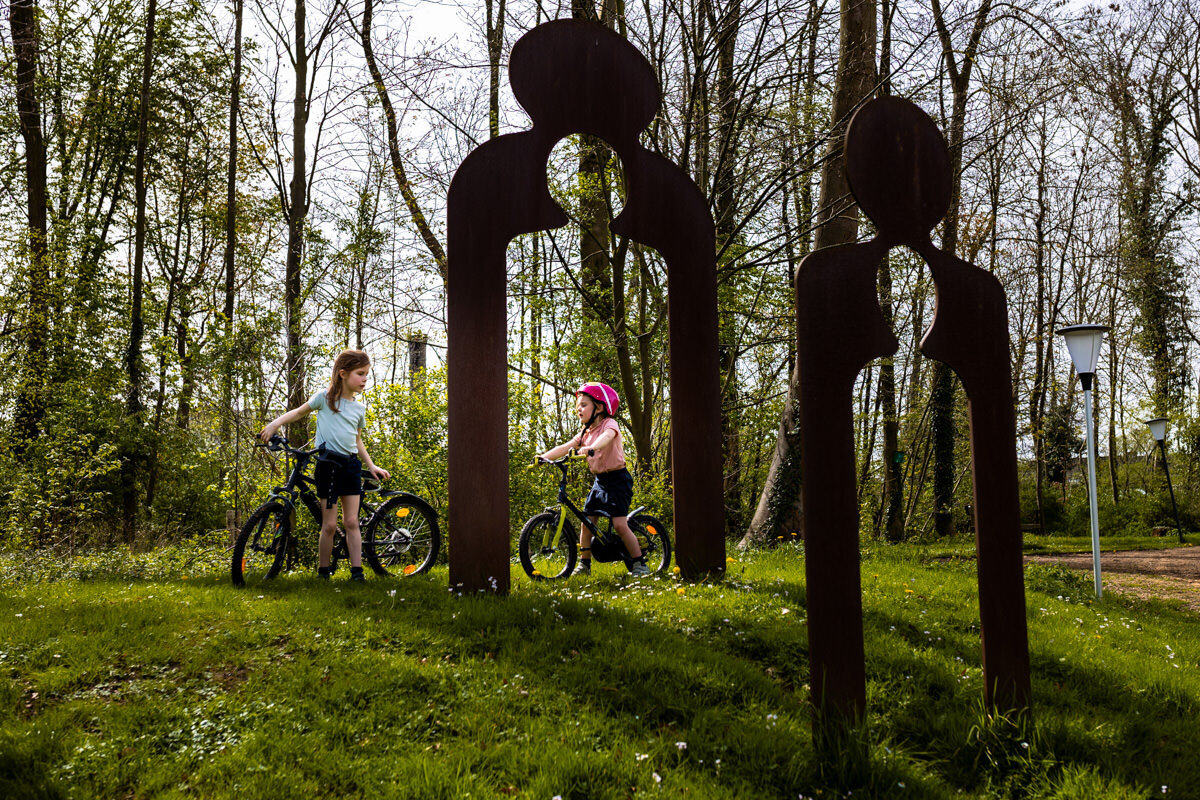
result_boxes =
[518,453,672,580]
[231,435,440,586]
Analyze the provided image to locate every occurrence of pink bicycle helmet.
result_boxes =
[576,382,619,416]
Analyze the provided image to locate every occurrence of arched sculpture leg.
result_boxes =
[918,245,1032,714]
[796,238,898,723]
[446,20,725,593]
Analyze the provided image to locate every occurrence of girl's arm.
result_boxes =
[259,403,313,442]
[358,431,390,481]
[582,428,616,454]
[539,433,582,461]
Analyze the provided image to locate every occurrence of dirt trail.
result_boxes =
[1025,547,1200,612]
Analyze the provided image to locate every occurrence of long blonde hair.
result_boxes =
[326,349,370,412]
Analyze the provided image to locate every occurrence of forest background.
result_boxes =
[2,0,1199,555]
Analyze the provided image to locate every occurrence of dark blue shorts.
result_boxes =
[583,468,633,519]
[314,449,362,507]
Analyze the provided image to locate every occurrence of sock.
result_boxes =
[581,557,591,568]
[350,566,364,576]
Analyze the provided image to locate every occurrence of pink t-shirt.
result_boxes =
[567,417,626,473]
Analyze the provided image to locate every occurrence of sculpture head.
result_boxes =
[845,96,952,244]
[509,19,659,143]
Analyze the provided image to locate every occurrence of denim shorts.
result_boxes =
[583,467,633,519]
[314,449,362,507]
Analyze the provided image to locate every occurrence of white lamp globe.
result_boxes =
[1057,324,1109,376]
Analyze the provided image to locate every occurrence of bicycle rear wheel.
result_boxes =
[629,513,672,575]
[518,511,576,580]
[232,501,291,587]
[364,494,440,576]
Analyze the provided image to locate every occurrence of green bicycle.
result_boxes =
[518,453,672,580]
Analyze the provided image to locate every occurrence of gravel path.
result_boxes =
[1025,547,1200,612]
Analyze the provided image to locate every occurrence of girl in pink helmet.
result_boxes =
[538,382,649,577]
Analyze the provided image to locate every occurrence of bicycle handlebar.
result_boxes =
[255,434,319,458]
[528,450,592,471]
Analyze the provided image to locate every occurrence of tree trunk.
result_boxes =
[220,0,243,463]
[878,250,903,541]
[876,0,902,541]
[573,0,616,320]
[10,0,49,452]
[408,332,427,387]
[1030,118,1049,534]
[123,0,157,543]
[741,0,875,547]
[362,0,447,281]
[285,0,309,445]
[485,0,507,140]
[929,0,994,539]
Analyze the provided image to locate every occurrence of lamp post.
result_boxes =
[1058,324,1109,599]
[1145,417,1184,544]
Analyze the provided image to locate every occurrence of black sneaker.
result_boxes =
[318,567,333,580]
[350,567,366,582]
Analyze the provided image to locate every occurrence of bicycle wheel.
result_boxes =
[364,494,440,577]
[629,513,672,575]
[518,511,576,580]
[232,501,291,587]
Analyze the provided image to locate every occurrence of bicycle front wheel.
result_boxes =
[518,511,576,580]
[629,513,672,575]
[364,494,441,576]
[232,501,291,587]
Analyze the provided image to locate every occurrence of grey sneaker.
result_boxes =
[630,561,650,577]
[574,561,591,577]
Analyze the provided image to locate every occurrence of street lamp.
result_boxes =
[1058,324,1109,599]
[1145,417,1184,544]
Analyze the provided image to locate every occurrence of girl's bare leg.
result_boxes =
[613,517,643,558]
[319,503,339,568]
[341,493,362,568]
[579,519,594,555]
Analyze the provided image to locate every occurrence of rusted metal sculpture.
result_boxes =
[446,20,725,593]
[797,96,1031,724]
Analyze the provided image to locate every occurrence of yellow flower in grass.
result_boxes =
[531,570,542,577]
[672,566,681,575]
[676,587,686,595]
[726,557,736,564]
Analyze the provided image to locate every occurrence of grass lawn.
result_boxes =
[1,539,1197,799]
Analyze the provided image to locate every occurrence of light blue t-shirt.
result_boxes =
[308,391,366,456]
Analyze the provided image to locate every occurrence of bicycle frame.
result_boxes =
[537,457,646,558]
[258,440,398,560]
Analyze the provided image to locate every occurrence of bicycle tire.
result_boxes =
[629,513,672,575]
[364,494,440,577]
[231,501,291,587]
[518,511,577,580]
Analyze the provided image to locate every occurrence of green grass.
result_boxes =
[1,541,1197,799]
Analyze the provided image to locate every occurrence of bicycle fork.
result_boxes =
[541,507,570,552]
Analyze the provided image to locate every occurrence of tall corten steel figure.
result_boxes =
[797,96,1031,725]
[446,20,725,594]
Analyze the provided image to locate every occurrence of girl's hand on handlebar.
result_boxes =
[259,424,278,444]
[369,466,390,482]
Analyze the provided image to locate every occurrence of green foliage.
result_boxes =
[365,370,449,515]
